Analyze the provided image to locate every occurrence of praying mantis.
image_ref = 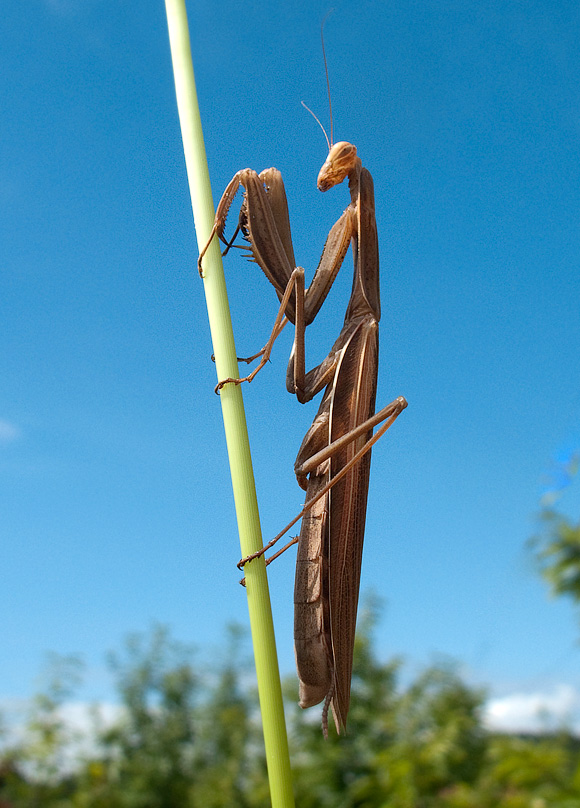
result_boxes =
[198,55,407,739]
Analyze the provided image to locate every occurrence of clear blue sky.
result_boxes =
[3,0,580,725]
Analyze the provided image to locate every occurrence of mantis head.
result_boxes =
[317,141,359,192]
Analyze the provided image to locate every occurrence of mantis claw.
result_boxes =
[237,548,262,570]
[214,376,247,395]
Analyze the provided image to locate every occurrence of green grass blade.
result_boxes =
[164,2,295,805]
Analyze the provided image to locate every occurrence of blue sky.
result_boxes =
[3,0,580,729]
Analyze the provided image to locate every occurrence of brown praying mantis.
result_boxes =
[198,54,407,738]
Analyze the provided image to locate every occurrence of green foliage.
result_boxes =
[533,508,580,603]
[84,625,199,808]
[0,653,84,808]
[1,618,579,807]
[530,453,580,609]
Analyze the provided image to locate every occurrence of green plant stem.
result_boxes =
[164,2,295,806]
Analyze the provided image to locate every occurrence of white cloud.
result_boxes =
[0,698,123,769]
[484,685,580,734]
[0,419,21,442]
[59,701,123,734]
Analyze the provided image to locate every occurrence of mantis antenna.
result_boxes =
[301,101,331,151]
[301,9,335,150]
[321,9,334,147]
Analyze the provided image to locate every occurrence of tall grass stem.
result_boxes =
[164,2,295,805]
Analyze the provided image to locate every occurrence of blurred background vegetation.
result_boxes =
[2,466,580,807]
[1,619,579,807]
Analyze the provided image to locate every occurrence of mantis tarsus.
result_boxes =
[199,86,407,740]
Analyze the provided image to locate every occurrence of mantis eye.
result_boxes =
[336,145,354,159]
